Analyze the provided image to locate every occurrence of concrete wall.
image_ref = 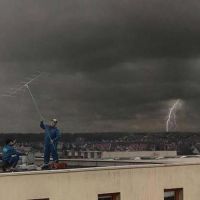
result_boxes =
[0,163,199,200]
[102,151,177,159]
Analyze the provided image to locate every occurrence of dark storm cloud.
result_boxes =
[1,0,200,63]
[1,0,200,132]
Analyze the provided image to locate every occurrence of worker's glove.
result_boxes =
[40,117,45,122]
[50,139,54,144]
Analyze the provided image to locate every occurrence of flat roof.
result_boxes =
[57,156,200,165]
[1,156,200,177]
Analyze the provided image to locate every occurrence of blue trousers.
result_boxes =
[7,155,19,168]
[44,143,58,164]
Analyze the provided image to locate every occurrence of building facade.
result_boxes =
[0,161,199,200]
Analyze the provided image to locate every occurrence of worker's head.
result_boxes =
[51,118,58,127]
[5,139,16,146]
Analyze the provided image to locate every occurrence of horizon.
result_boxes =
[1,131,200,135]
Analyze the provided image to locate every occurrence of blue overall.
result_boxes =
[2,144,21,167]
[40,121,61,164]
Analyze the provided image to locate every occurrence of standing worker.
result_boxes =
[40,119,61,168]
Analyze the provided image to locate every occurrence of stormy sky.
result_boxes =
[0,0,200,132]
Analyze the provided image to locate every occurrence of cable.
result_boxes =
[25,84,56,151]
[25,84,44,121]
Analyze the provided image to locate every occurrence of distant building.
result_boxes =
[65,150,102,159]
[101,151,177,159]
[64,150,177,159]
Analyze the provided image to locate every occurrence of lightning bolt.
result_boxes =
[166,99,180,132]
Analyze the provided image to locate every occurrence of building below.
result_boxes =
[1,156,200,200]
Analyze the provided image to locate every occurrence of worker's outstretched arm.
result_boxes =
[10,147,23,156]
[40,121,45,129]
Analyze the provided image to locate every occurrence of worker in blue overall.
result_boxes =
[40,119,61,168]
[2,139,22,171]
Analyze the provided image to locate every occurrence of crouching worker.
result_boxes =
[40,119,61,169]
[2,139,22,172]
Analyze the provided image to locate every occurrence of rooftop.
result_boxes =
[2,156,200,175]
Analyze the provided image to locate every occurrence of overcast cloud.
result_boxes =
[0,0,200,132]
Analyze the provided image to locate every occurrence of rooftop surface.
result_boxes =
[1,156,200,176]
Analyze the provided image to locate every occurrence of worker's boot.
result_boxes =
[2,161,9,172]
[41,163,49,170]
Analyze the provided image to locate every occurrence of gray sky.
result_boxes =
[1,0,200,132]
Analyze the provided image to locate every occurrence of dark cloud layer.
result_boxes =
[0,0,200,132]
